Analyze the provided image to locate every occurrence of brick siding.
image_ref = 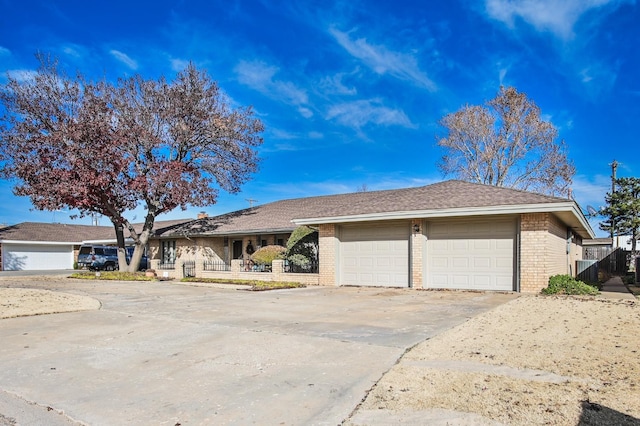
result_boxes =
[519,213,581,293]
[318,224,336,286]
[410,219,425,289]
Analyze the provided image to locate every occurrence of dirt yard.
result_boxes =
[351,295,640,425]
[0,288,100,319]
[1,286,639,425]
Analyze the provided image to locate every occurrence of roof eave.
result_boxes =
[154,226,297,239]
[81,238,135,245]
[292,202,596,239]
[0,239,80,245]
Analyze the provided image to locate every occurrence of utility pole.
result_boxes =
[610,160,619,244]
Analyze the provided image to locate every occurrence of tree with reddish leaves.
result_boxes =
[0,54,263,271]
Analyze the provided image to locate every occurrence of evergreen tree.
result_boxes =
[600,177,640,252]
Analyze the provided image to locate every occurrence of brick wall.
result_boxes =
[520,213,575,293]
[410,219,425,289]
[318,224,336,286]
[547,214,570,277]
[520,213,550,293]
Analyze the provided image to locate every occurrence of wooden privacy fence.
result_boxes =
[582,247,630,280]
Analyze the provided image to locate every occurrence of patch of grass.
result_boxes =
[69,271,156,281]
[249,281,306,291]
[180,277,305,291]
[541,274,599,296]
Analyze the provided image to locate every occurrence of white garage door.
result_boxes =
[340,222,409,287]
[427,218,516,291]
[2,244,74,271]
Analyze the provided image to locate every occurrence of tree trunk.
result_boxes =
[112,222,128,272]
[126,213,156,272]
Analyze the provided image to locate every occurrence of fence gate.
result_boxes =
[183,260,196,278]
[583,247,629,276]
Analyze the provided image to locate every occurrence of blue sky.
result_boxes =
[1,0,638,236]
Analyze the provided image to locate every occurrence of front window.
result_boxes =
[161,240,176,264]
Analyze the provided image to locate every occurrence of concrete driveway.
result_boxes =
[0,278,515,425]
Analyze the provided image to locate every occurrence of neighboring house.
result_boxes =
[150,180,594,293]
[0,220,191,271]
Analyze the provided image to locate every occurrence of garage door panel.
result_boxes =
[431,240,448,251]
[496,239,512,250]
[427,218,515,291]
[453,240,469,250]
[340,223,409,288]
[496,257,513,268]
[474,240,491,250]
[452,257,469,268]
[473,275,491,287]
[474,257,491,268]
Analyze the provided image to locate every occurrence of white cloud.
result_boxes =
[61,44,87,59]
[170,58,190,72]
[0,46,10,56]
[298,107,313,118]
[5,69,38,83]
[571,173,611,209]
[552,173,612,236]
[270,129,298,140]
[329,27,437,91]
[109,49,138,70]
[484,0,616,39]
[319,72,357,95]
[326,99,414,129]
[308,131,323,139]
[235,59,311,117]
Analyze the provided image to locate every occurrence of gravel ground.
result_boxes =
[349,295,640,425]
[0,288,100,319]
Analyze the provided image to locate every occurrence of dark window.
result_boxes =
[79,246,92,255]
[94,247,104,255]
[277,238,284,246]
[261,239,267,247]
[232,240,243,259]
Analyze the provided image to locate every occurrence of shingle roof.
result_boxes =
[293,180,567,219]
[0,219,193,243]
[157,180,573,237]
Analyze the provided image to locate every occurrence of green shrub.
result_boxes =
[285,226,318,267]
[624,273,636,285]
[250,245,286,265]
[542,274,599,295]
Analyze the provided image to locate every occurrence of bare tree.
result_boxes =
[437,86,574,196]
[0,54,263,271]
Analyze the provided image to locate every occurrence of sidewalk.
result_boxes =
[599,276,637,300]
